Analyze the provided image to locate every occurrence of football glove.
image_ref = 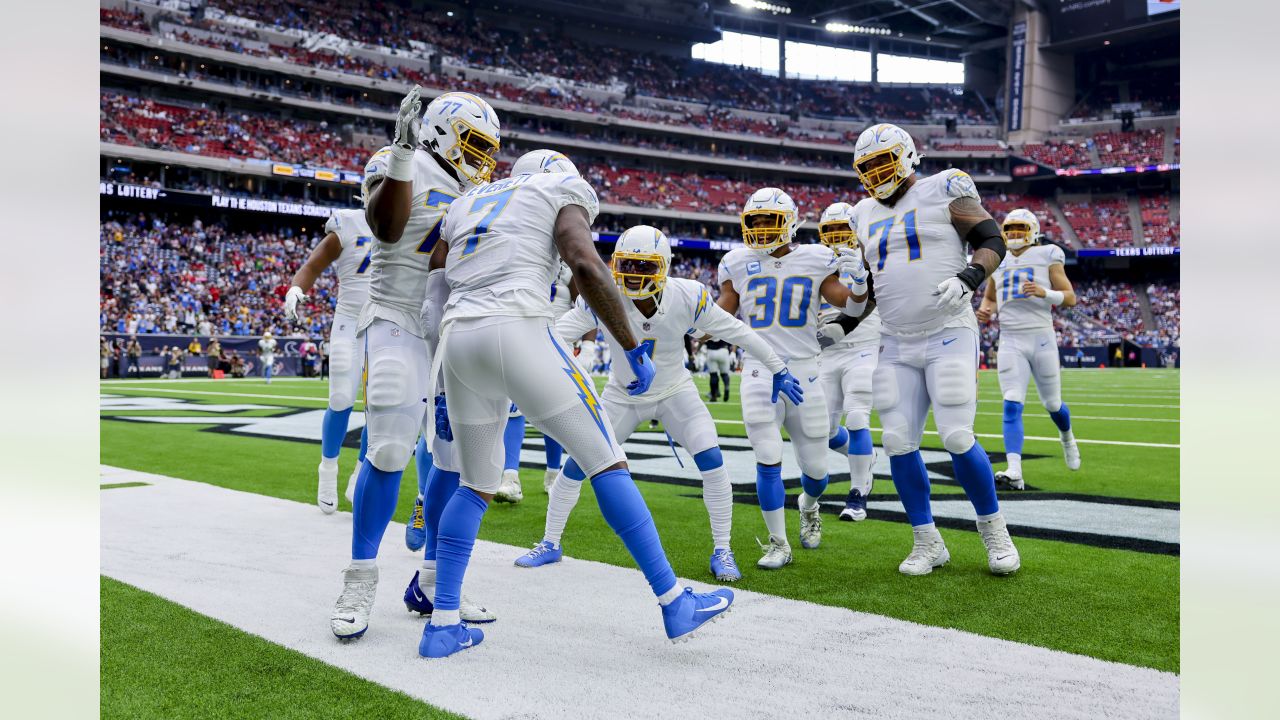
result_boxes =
[624,344,657,396]
[393,85,423,151]
[771,369,805,405]
[283,286,306,321]
[933,276,973,312]
[816,322,846,349]
[835,246,868,287]
[434,394,453,442]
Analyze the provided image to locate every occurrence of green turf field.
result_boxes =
[100,369,1179,715]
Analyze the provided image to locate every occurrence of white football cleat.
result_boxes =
[977,514,1020,575]
[331,565,378,639]
[318,460,339,514]
[544,468,559,493]
[1062,437,1082,471]
[899,526,950,576]
[994,470,1025,491]
[756,534,793,569]
[345,463,361,504]
[461,596,497,624]
[495,470,523,503]
[799,505,823,549]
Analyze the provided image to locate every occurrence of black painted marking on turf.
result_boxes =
[101,482,150,490]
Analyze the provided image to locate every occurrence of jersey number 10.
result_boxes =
[1001,268,1034,301]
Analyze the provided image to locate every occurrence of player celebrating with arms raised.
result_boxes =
[847,123,1019,576]
[284,208,373,514]
[717,188,870,570]
[513,223,803,582]
[975,209,1081,489]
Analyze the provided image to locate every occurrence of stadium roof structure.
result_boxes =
[715,0,1012,47]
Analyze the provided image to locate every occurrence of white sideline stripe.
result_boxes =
[100,467,1178,720]
[860,500,1180,545]
[972,411,1179,423]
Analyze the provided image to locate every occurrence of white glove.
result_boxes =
[933,276,972,312]
[817,322,847,350]
[388,86,423,181]
[284,286,306,322]
[835,247,868,287]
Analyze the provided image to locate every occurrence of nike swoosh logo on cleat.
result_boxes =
[996,555,1013,561]
[320,501,334,508]
[942,338,957,346]
[696,597,729,613]
[338,616,356,623]
[458,637,473,648]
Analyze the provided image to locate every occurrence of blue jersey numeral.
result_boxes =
[1001,267,1035,301]
[871,209,923,270]
[415,190,459,255]
[462,188,515,257]
[746,276,813,328]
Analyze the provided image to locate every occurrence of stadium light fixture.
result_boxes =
[730,0,792,14]
[825,22,891,36]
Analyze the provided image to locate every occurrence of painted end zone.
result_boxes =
[100,467,1178,720]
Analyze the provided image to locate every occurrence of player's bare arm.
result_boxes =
[1022,263,1077,307]
[935,196,1006,309]
[976,277,998,323]
[290,232,343,293]
[716,279,740,315]
[365,86,424,243]
[554,205,640,350]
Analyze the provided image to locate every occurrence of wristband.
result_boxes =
[1044,289,1065,306]
[956,264,987,292]
[387,143,415,182]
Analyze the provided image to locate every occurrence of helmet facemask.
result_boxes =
[854,145,908,200]
[741,208,794,251]
[611,252,668,299]
[818,219,855,248]
[1002,220,1035,250]
[440,118,499,185]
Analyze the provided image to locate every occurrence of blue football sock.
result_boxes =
[358,426,368,463]
[433,486,488,612]
[888,452,933,527]
[755,463,785,512]
[591,468,678,598]
[848,427,873,456]
[503,415,526,472]
[544,435,564,471]
[423,465,460,562]
[828,426,850,453]
[321,407,353,460]
[801,473,829,499]
[1002,400,1025,456]
[692,447,723,471]
[414,436,433,497]
[950,441,1000,517]
[1049,403,1072,432]
[351,462,403,560]
[563,458,586,481]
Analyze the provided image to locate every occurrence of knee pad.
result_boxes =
[940,427,975,455]
[745,423,783,465]
[796,441,829,480]
[329,387,354,413]
[1042,397,1062,413]
[692,447,723,472]
[881,428,918,456]
[367,436,414,472]
[367,411,418,472]
[933,360,975,407]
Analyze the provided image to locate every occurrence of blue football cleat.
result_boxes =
[839,488,868,522]
[709,548,742,582]
[662,587,734,642]
[405,497,426,551]
[419,622,484,659]
[403,571,434,617]
[514,540,563,568]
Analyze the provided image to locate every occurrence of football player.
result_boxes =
[257,331,277,384]
[975,209,1081,489]
[716,188,870,570]
[285,208,373,514]
[816,202,882,522]
[329,86,501,640]
[417,150,733,658]
[703,337,732,402]
[513,224,803,582]
[845,122,1020,576]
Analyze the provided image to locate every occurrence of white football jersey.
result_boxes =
[557,277,784,403]
[993,243,1066,332]
[853,169,981,336]
[820,258,882,352]
[718,244,837,361]
[323,209,374,318]
[440,172,598,325]
[358,146,468,338]
[258,338,277,357]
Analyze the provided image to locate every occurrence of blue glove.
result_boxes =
[624,344,656,396]
[434,394,453,442]
[771,369,804,405]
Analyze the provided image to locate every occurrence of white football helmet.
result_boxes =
[422,92,501,186]
[852,123,920,201]
[1002,208,1042,250]
[511,148,580,177]
[611,225,671,299]
[818,202,857,248]
[740,187,798,252]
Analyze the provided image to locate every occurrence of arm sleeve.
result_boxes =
[554,301,599,344]
[553,176,600,224]
[693,299,785,375]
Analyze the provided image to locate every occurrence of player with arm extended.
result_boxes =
[257,332,277,384]
[850,123,1020,576]
[285,209,373,514]
[513,224,803,582]
[815,202,883,522]
[418,151,734,658]
[329,87,501,640]
[975,209,1081,490]
[717,188,870,570]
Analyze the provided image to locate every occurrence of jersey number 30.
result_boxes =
[746,276,813,328]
